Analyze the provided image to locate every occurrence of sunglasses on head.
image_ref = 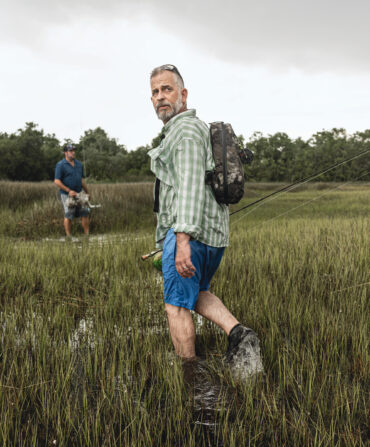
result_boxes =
[156,64,184,84]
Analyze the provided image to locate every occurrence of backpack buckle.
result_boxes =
[239,147,254,165]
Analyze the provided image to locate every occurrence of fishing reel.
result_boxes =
[152,252,162,272]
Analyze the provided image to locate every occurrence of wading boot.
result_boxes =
[225,324,264,381]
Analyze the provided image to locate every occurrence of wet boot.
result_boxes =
[225,324,264,380]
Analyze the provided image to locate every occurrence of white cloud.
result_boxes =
[2,0,370,72]
[0,1,369,149]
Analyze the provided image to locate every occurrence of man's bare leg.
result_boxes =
[81,217,89,235]
[64,218,72,236]
[195,291,239,335]
[165,303,196,359]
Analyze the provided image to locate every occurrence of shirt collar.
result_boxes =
[162,109,196,135]
[63,157,77,164]
[148,109,197,163]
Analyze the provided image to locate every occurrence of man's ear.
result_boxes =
[181,88,188,104]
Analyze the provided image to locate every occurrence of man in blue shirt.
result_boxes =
[54,143,90,237]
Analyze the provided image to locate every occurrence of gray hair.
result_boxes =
[150,64,184,90]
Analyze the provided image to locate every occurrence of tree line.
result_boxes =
[0,123,369,182]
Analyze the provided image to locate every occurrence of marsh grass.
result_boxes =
[1,180,367,239]
[0,181,369,446]
[0,181,155,238]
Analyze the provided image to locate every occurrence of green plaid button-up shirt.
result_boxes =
[148,109,229,248]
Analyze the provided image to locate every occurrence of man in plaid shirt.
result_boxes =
[149,65,263,378]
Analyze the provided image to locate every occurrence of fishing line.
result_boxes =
[330,281,370,294]
[230,148,370,220]
[79,116,88,178]
[231,170,369,234]
[141,169,369,260]
[140,148,369,260]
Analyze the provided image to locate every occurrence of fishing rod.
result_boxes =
[141,248,162,261]
[141,148,369,261]
[230,148,369,216]
[233,169,369,232]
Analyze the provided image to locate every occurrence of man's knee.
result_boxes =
[196,290,214,308]
[198,290,211,300]
[164,303,190,320]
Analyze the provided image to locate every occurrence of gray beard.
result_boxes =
[156,96,184,122]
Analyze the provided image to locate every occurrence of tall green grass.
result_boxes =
[0,181,154,238]
[0,182,369,446]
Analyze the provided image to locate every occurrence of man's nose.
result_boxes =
[157,90,165,100]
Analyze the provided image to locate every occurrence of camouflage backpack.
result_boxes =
[206,122,253,205]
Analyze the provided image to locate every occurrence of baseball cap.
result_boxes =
[64,143,76,152]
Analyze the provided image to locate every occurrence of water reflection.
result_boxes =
[182,358,230,429]
[1,310,260,438]
[42,233,150,247]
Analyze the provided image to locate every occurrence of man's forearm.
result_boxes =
[176,232,191,246]
[54,179,71,194]
[81,179,89,194]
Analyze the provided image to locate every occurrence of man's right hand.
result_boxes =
[176,232,196,278]
[68,190,77,197]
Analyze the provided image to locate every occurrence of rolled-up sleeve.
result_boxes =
[172,138,205,238]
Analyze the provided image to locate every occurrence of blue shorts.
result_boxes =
[162,229,225,310]
[60,193,90,220]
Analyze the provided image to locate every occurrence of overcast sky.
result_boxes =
[1,0,370,150]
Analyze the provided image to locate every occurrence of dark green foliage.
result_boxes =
[78,127,128,180]
[0,124,156,182]
[0,123,369,182]
[0,123,61,181]
[244,128,369,182]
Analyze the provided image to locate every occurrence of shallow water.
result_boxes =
[1,308,262,433]
[182,358,229,428]
[42,233,152,247]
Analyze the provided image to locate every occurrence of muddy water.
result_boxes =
[1,310,262,433]
[182,358,230,428]
[67,315,234,430]
[42,233,152,247]
[69,316,262,431]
